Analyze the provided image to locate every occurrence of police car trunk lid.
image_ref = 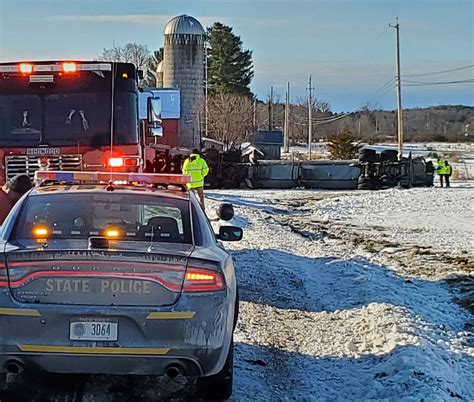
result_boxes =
[5,241,193,306]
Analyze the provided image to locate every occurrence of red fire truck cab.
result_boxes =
[0,61,183,185]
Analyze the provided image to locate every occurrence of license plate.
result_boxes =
[70,319,118,341]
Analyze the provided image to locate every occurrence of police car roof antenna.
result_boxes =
[147,226,155,252]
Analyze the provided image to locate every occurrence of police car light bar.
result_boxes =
[35,171,191,186]
[0,63,112,74]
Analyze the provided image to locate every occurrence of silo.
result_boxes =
[155,61,164,88]
[162,15,205,148]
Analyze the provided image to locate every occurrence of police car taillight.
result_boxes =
[34,170,191,186]
[182,268,225,292]
[0,263,7,288]
[183,259,225,292]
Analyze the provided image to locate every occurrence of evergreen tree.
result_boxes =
[206,22,254,96]
[328,126,360,160]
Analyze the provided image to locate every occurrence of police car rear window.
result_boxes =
[13,193,192,244]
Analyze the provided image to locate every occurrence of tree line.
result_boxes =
[101,23,473,145]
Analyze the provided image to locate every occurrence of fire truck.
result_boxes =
[0,60,181,185]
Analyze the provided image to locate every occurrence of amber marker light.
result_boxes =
[104,228,121,239]
[33,226,49,238]
[62,62,77,73]
[19,63,33,74]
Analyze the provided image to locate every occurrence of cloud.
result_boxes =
[37,14,284,29]
[39,14,173,25]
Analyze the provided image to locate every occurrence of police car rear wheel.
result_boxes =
[195,340,233,400]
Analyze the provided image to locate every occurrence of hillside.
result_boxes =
[258,104,473,143]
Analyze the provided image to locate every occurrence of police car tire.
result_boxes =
[195,340,234,400]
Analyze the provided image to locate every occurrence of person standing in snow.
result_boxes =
[436,158,450,188]
[182,149,209,210]
[444,161,452,188]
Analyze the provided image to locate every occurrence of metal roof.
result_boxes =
[164,15,205,36]
[252,130,284,145]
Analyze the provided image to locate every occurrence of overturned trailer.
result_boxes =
[203,146,434,190]
[246,160,359,189]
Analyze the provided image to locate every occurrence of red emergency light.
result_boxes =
[0,63,112,74]
[34,171,191,186]
[19,63,33,74]
[62,62,77,73]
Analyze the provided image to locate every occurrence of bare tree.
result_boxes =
[207,93,256,144]
[101,43,151,85]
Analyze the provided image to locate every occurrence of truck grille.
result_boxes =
[5,155,82,180]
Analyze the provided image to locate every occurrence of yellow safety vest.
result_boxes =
[182,154,209,189]
[436,160,448,175]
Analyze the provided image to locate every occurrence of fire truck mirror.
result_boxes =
[150,125,163,137]
[148,97,162,124]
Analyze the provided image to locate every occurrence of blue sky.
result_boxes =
[0,0,472,111]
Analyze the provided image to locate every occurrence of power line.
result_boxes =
[402,79,474,86]
[404,64,474,77]
[315,113,351,125]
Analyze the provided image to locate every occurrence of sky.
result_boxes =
[0,0,472,112]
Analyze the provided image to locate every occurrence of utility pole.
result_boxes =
[284,82,290,153]
[308,76,313,160]
[268,86,274,131]
[253,99,257,127]
[204,43,209,139]
[389,18,404,159]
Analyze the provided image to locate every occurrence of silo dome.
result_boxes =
[162,15,205,148]
[164,15,205,36]
[155,61,164,88]
[156,61,164,73]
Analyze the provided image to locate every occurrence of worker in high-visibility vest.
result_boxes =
[182,149,209,210]
[436,158,451,188]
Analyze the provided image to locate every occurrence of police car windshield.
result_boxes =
[13,192,192,244]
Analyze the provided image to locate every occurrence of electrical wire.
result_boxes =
[402,79,474,86]
[404,64,474,77]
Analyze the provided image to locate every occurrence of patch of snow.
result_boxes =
[207,188,473,401]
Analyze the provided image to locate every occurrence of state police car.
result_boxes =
[0,171,242,400]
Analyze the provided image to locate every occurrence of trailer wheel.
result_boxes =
[381,150,398,162]
[358,149,377,162]
[357,177,376,190]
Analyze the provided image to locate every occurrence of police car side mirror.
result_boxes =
[217,226,243,242]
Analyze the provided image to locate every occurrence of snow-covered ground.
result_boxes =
[206,186,474,400]
[15,186,472,400]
